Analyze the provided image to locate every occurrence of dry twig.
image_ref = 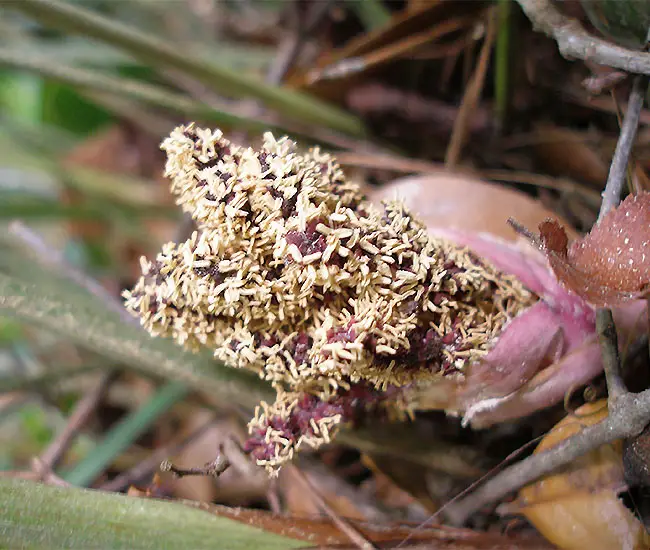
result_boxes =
[516,0,650,75]
[288,465,377,550]
[160,444,231,478]
[101,416,218,491]
[599,74,649,220]
[37,371,116,473]
[445,9,496,167]
[444,386,650,525]
[596,308,626,400]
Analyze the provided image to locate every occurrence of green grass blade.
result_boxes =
[1,38,274,72]
[0,478,304,549]
[9,0,366,136]
[0,196,104,221]
[0,272,271,408]
[352,0,392,30]
[63,381,189,486]
[0,194,178,221]
[0,48,275,134]
[0,363,98,392]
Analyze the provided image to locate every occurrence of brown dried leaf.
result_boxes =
[539,192,650,306]
[507,401,650,550]
[182,500,555,548]
[288,1,484,101]
[531,124,609,190]
[279,463,380,522]
[360,454,435,518]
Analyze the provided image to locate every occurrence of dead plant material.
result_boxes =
[445,8,497,167]
[502,401,649,550]
[538,192,650,307]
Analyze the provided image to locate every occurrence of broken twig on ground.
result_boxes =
[445,8,496,167]
[102,416,218,492]
[444,389,650,525]
[596,308,626,400]
[160,445,231,479]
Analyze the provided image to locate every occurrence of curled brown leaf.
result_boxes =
[539,192,650,307]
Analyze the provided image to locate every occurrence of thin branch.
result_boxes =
[444,388,650,525]
[160,444,231,479]
[101,416,218,492]
[515,0,650,75]
[38,371,116,472]
[594,71,647,397]
[31,458,72,487]
[445,8,497,167]
[599,74,648,220]
[288,465,377,550]
[596,308,626,400]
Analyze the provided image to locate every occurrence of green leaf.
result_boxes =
[0,71,43,123]
[581,0,650,49]
[0,194,177,222]
[0,317,23,344]
[2,38,275,73]
[351,0,392,31]
[0,478,304,549]
[41,80,112,135]
[8,0,366,136]
[0,48,277,135]
[0,270,271,409]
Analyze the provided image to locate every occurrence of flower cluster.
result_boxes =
[124,125,536,473]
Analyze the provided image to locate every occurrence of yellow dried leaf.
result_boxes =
[510,401,650,550]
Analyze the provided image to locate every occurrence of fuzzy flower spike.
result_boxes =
[124,125,537,474]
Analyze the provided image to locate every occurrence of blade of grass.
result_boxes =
[0,477,304,549]
[0,50,365,148]
[0,195,102,221]
[0,271,271,408]
[9,0,366,136]
[1,112,78,155]
[81,90,176,137]
[2,38,274,72]
[0,363,99,392]
[0,130,176,219]
[62,380,188,486]
[0,48,277,135]
[0,194,178,221]
[351,0,392,31]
